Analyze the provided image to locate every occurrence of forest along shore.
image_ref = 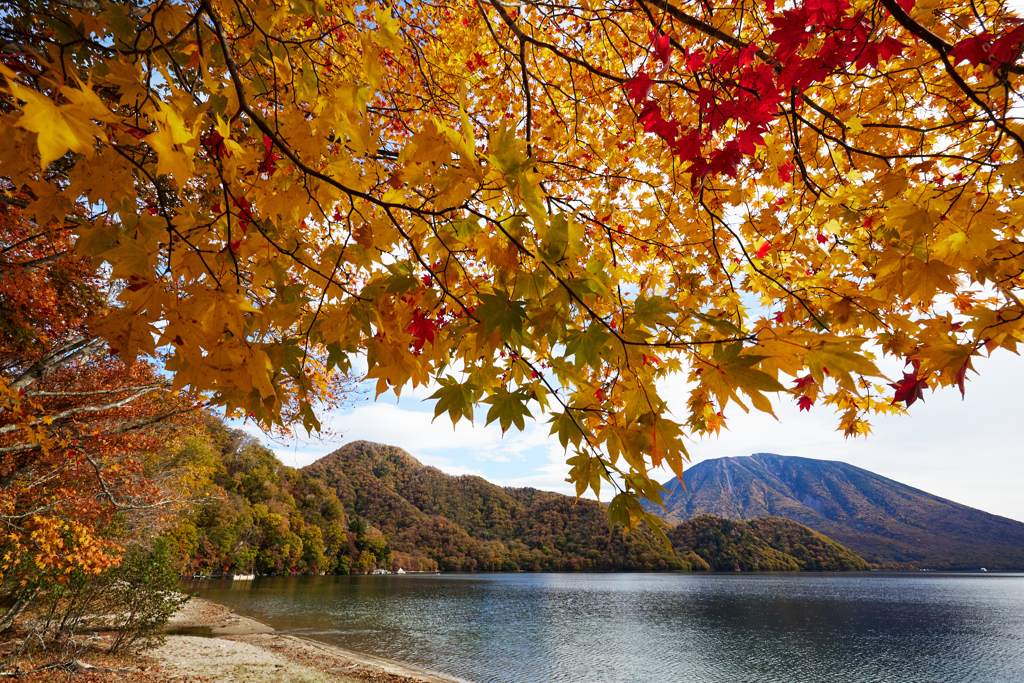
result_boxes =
[145,598,462,683]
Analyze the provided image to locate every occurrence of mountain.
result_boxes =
[301,442,868,573]
[302,441,691,572]
[644,453,1024,570]
[669,515,869,571]
[178,434,870,574]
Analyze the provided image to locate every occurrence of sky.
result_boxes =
[240,347,1024,524]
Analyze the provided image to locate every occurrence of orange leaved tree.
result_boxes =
[0,197,202,630]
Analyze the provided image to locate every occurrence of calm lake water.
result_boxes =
[182,572,1024,683]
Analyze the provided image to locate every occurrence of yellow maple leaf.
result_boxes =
[14,86,98,168]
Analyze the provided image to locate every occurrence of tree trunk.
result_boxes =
[0,588,39,633]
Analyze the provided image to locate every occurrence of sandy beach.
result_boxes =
[7,598,464,683]
[148,598,463,683]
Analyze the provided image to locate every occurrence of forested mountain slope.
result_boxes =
[171,426,393,576]
[302,441,690,572]
[669,516,869,571]
[178,436,871,574]
[644,453,1024,570]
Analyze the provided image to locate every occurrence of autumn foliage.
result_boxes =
[1,0,1023,535]
[0,198,202,632]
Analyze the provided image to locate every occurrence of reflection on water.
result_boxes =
[183,572,1024,683]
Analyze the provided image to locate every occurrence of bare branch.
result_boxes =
[24,384,167,399]
[0,385,163,435]
[10,337,105,393]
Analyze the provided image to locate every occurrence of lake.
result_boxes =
[182,572,1024,683]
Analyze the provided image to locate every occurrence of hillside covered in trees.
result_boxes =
[301,441,690,572]
[173,431,690,574]
[169,427,392,576]
[668,516,870,571]
[175,438,869,575]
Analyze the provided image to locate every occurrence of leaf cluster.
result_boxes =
[1,0,1023,527]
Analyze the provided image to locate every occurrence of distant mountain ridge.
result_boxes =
[644,453,1024,570]
[301,442,869,573]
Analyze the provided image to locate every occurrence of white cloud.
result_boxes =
[497,449,584,498]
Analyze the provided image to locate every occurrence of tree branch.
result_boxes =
[10,337,105,392]
[0,385,162,435]
[879,0,1024,76]
[0,251,69,275]
[0,403,202,456]
[24,385,166,399]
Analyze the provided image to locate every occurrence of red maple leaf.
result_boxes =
[955,358,970,398]
[637,101,678,143]
[672,129,702,163]
[625,72,652,104]
[202,131,229,159]
[707,142,744,178]
[649,31,672,65]
[804,0,847,26]
[259,134,280,174]
[989,25,1024,66]
[682,49,706,71]
[735,125,766,155]
[793,375,815,389]
[854,42,880,70]
[798,395,814,411]
[854,35,904,70]
[769,10,814,61]
[877,35,907,62]
[232,196,255,232]
[890,368,928,407]
[407,309,438,354]
[951,32,993,67]
[757,240,772,258]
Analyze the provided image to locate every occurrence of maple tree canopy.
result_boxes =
[2,0,1023,533]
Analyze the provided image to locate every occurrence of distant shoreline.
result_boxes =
[177,566,1019,579]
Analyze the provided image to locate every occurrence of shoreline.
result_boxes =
[144,597,465,683]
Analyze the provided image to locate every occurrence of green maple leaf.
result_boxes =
[477,290,527,340]
[548,410,587,449]
[428,375,480,425]
[713,342,785,393]
[483,387,534,432]
[565,324,611,370]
